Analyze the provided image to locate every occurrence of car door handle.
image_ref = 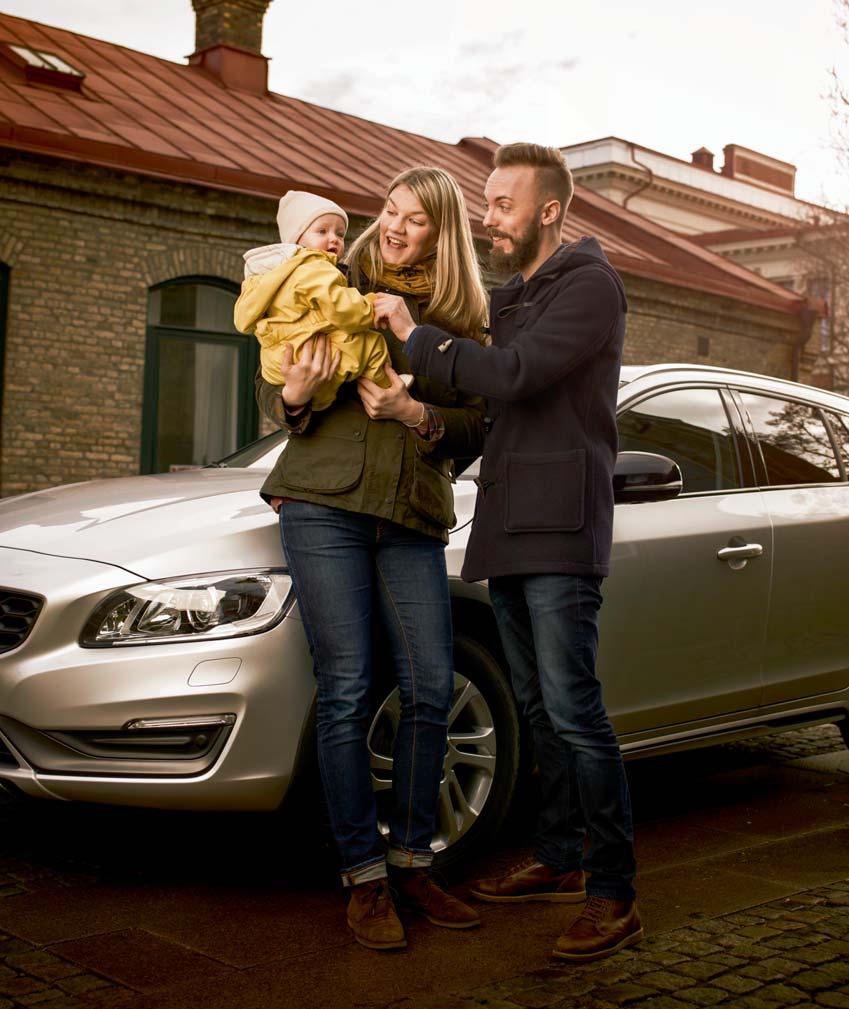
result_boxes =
[717,543,763,562]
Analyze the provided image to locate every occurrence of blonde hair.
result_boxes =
[346,166,488,341]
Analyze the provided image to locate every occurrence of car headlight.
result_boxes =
[80,570,294,647]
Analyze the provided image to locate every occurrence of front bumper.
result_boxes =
[0,548,315,810]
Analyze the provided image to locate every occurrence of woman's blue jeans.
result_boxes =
[279,501,454,886]
[488,574,636,901]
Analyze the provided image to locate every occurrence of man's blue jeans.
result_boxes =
[488,573,636,901]
[279,501,454,886]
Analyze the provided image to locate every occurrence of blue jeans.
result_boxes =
[488,574,636,901]
[279,501,454,886]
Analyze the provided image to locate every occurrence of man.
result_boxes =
[372,143,641,962]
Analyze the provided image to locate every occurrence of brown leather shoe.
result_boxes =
[471,857,586,903]
[552,896,643,961]
[393,869,480,929]
[346,878,407,950]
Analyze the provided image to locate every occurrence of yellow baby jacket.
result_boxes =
[233,244,389,411]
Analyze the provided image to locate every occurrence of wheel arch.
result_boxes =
[448,579,508,673]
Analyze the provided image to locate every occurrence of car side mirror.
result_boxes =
[614,452,682,504]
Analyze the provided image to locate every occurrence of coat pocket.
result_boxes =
[503,450,586,533]
[410,452,456,529]
[278,422,366,494]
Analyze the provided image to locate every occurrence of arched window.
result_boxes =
[142,277,258,473]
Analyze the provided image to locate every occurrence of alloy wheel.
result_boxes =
[368,672,497,851]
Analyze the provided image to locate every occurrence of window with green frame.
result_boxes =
[142,277,258,474]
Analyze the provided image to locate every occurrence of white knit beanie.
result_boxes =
[276,191,349,245]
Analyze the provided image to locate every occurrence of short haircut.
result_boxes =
[493,143,574,223]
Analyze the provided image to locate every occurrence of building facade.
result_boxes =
[0,6,818,496]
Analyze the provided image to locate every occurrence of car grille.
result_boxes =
[0,589,44,654]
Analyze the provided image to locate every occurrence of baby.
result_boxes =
[234,191,391,411]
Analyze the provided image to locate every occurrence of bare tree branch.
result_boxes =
[798,0,849,390]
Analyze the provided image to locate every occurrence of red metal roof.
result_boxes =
[0,12,813,318]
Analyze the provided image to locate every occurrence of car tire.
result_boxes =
[368,632,520,870]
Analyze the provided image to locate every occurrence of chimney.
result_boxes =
[721,144,796,195]
[188,0,272,94]
[691,147,714,171]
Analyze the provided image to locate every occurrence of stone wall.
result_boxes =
[622,277,797,377]
[0,152,281,496]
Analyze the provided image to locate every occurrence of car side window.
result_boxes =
[825,411,849,474]
[617,387,741,494]
[740,393,842,486]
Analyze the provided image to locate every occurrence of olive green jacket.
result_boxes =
[256,293,486,542]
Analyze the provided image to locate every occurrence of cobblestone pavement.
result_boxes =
[383,880,849,1009]
[375,724,849,1009]
[0,724,845,1009]
[0,934,131,1009]
[722,724,849,763]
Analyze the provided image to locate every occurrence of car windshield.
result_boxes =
[212,430,288,469]
[218,378,636,476]
[215,429,485,482]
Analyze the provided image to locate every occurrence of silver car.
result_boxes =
[1,364,848,866]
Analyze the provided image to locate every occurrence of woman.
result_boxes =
[255,167,489,951]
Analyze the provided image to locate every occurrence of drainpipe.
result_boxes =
[622,142,655,212]
[793,306,819,383]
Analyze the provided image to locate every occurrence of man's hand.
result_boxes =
[279,336,341,408]
[358,366,424,425]
[372,294,416,343]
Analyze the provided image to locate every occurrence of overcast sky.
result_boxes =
[4,0,847,207]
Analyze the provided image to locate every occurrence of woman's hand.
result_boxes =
[280,336,341,408]
[358,366,425,425]
[372,294,416,342]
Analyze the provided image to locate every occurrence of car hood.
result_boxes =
[0,469,282,581]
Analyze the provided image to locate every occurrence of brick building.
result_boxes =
[0,3,818,496]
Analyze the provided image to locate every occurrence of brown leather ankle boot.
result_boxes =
[346,878,407,950]
[552,896,643,961]
[393,869,480,929]
[472,857,586,903]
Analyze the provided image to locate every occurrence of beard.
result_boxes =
[488,215,543,274]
